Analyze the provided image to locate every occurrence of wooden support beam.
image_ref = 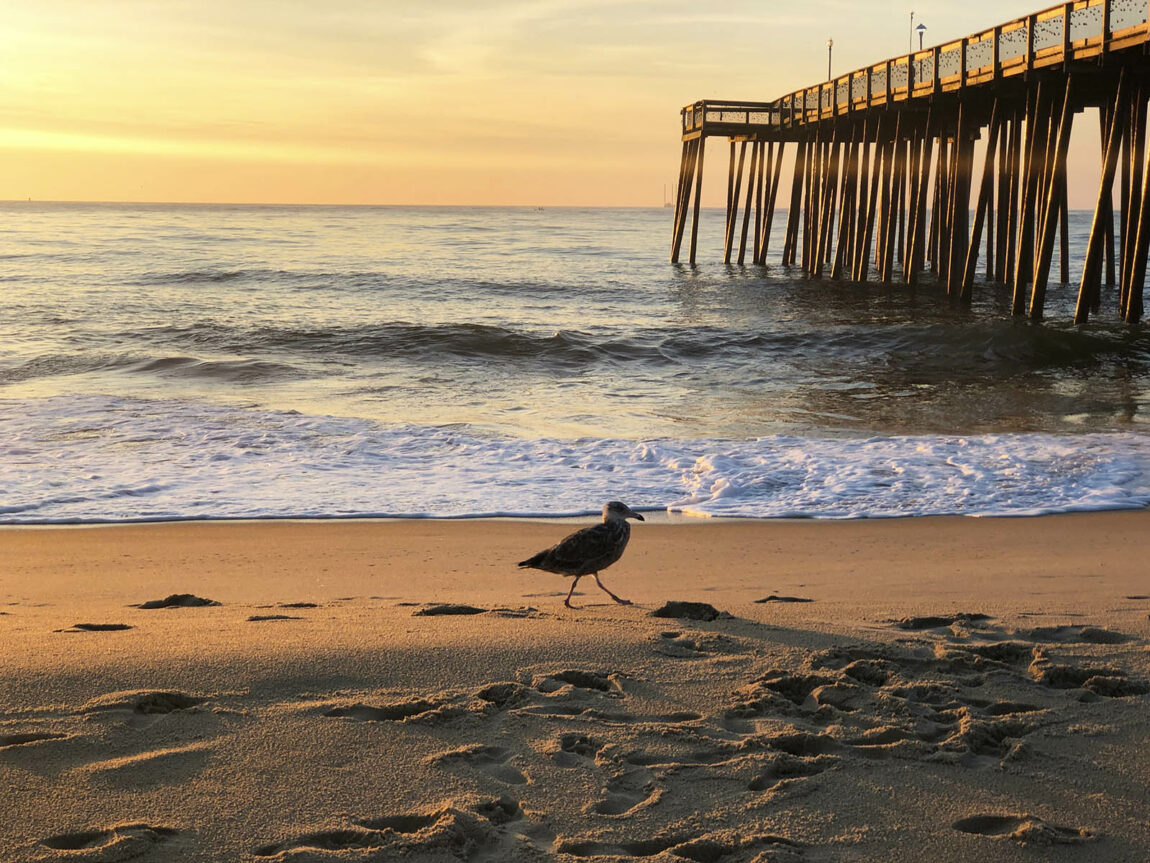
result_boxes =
[1012,84,1046,315]
[824,137,842,266]
[808,136,826,272]
[903,121,923,284]
[948,105,975,299]
[930,134,949,274]
[1058,176,1069,286]
[689,136,706,265]
[881,116,904,285]
[760,142,785,264]
[897,138,907,267]
[724,141,746,264]
[994,116,1012,284]
[857,118,886,283]
[1071,74,1127,322]
[724,140,737,259]
[985,124,996,282]
[1030,75,1075,320]
[962,99,1003,296]
[752,141,766,263]
[801,136,819,271]
[1101,108,1117,292]
[1121,85,1147,314]
[833,131,861,280]
[737,141,759,264]
[816,133,841,276]
[853,126,875,281]
[1119,91,1134,287]
[844,135,859,268]
[782,139,808,266]
[1125,91,1150,323]
[670,139,696,264]
[908,111,934,286]
[1005,107,1023,287]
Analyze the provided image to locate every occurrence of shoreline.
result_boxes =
[1,501,1147,530]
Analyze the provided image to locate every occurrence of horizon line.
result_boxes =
[0,199,680,209]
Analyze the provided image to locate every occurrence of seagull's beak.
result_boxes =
[629,509,645,522]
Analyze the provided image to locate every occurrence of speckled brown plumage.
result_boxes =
[518,501,644,608]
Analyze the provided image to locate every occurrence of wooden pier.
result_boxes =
[671,0,1150,323]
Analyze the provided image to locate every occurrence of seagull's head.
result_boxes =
[603,501,645,522]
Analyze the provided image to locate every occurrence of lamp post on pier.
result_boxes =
[827,38,834,80]
[916,22,927,51]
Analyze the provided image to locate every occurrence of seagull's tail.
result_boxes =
[518,551,547,568]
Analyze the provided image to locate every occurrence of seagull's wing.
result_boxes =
[545,523,617,569]
[520,521,628,575]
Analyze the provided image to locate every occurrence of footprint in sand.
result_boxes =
[931,709,1035,768]
[559,831,806,860]
[79,690,206,729]
[255,827,390,856]
[428,744,529,785]
[39,823,179,859]
[551,732,601,768]
[1028,653,1149,697]
[588,766,660,817]
[476,682,532,711]
[0,731,69,749]
[724,672,856,730]
[532,669,619,694]
[324,698,446,723]
[257,800,551,859]
[953,813,1095,844]
[748,753,838,793]
[894,613,992,631]
[654,630,749,659]
[255,813,446,857]
[557,836,684,858]
[1021,625,1131,644]
[75,742,215,788]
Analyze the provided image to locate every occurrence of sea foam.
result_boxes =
[2,395,1148,523]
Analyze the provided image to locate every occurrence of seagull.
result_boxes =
[518,501,645,609]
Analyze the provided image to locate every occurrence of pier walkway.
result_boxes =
[671,0,1150,323]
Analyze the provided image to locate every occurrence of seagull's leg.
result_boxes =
[564,576,582,609]
[593,573,631,606]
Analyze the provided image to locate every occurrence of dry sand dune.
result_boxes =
[1,514,1148,861]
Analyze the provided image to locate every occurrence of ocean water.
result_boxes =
[2,201,1149,523]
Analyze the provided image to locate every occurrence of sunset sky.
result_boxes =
[4,0,1105,206]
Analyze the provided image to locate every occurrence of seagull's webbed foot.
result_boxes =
[594,574,631,606]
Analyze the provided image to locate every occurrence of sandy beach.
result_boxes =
[2,513,1148,862]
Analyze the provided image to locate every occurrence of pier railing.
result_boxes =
[680,100,782,138]
[683,0,1150,138]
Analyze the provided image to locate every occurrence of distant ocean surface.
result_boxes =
[2,201,1149,523]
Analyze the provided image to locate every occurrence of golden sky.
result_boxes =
[2,0,1103,206]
